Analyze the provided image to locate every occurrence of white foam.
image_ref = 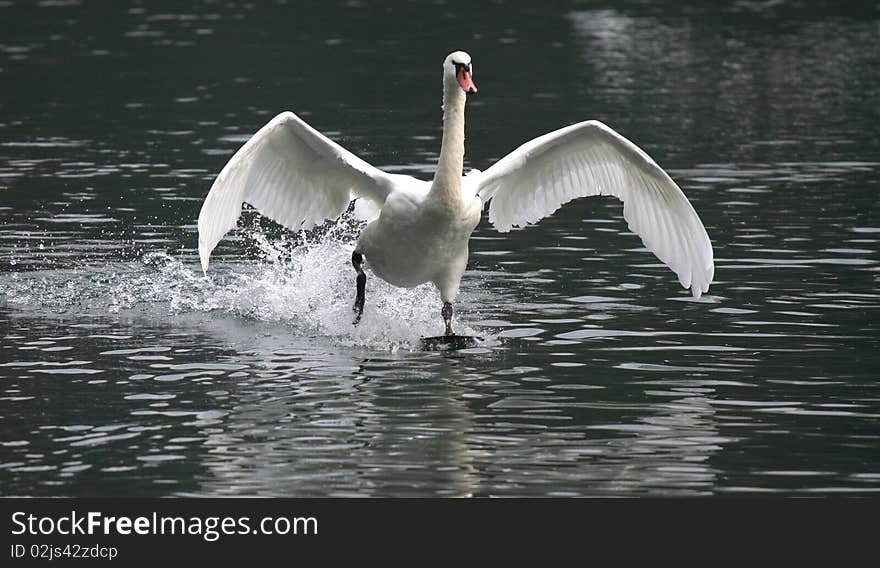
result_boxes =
[0,219,485,352]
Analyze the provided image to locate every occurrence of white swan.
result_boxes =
[198,51,714,336]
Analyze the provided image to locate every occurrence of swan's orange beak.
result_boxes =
[457,68,477,94]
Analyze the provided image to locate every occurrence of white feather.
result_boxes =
[477,120,714,298]
[197,111,392,272]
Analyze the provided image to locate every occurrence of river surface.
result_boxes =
[1,1,879,496]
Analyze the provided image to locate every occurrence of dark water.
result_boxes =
[2,1,879,496]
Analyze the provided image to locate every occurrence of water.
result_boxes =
[1,1,879,496]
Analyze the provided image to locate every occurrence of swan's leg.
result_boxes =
[352,251,366,324]
[442,301,454,336]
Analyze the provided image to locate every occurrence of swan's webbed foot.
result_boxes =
[442,301,454,336]
[352,251,366,325]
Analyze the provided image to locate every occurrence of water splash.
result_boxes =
[0,220,484,351]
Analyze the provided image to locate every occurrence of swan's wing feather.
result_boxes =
[197,111,391,272]
[477,120,714,297]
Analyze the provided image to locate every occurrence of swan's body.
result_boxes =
[358,179,481,297]
[198,51,714,335]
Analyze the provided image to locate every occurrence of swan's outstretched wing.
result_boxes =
[197,111,392,272]
[477,120,714,298]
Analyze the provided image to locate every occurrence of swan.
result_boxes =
[197,51,714,336]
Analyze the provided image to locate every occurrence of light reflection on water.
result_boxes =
[1,1,879,496]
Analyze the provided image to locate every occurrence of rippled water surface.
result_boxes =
[2,1,879,496]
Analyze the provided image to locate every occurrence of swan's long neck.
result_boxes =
[430,80,466,206]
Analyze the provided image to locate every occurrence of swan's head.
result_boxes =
[444,51,477,94]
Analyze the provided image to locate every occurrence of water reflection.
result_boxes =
[3,304,741,496]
